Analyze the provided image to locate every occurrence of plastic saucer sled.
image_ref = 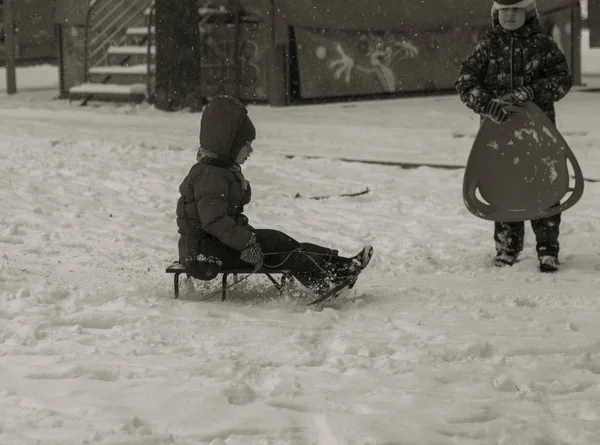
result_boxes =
[462,101,584,222]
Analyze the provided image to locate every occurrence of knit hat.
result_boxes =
[231,113,256,159]
[492,0,536,11]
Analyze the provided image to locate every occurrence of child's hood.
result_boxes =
[199,96,255,162]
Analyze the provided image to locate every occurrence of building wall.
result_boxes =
[0,0,56,63]
[292,8,578,100]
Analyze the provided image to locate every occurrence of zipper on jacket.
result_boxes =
[510,36,514,93]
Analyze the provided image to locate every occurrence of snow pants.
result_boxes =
[494,212,561,258]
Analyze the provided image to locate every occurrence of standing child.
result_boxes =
[176,95,373,299]
[455,0,573,272]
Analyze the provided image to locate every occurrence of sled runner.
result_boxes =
[463,101,584,222]
[165,261,292,301]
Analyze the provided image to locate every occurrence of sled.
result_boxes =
[166,246,373,305]
[165,261,292,301]
[463,101,584,222]
[166,261,350,306]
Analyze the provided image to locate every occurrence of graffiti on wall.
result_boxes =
[321,31,419,92]
[199,23,267,99]
[295,26,465,98]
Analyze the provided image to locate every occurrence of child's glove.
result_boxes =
[483,99,512,124]
[240,233,264,266]
[507,86,534,104]
[235,214,252,228]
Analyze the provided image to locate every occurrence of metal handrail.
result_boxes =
[83,0,153,82]
[89,1,146,61]
[146,2,156,101]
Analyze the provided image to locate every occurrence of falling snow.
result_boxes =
[1,50,600,445]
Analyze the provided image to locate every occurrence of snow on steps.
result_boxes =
[68,83,147,102]
[126,26,155,36]
[107,45,155,56]
[89,64,154,75]
[144,6,233,16]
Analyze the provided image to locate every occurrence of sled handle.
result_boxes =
[462,174,498,220]
[534,147,585,218]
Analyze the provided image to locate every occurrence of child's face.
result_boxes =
[235,141,253,165]
[498,8,527,31]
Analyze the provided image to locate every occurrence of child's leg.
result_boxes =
[530,213,561,258]
[254,229,361,294]
[298,242,339,258]
[494,221,525,255]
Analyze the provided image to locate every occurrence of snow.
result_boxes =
[126,27,156,36]
[1,34,600,445]
[107,45,155,55]
[89,65,152,75]
[69,82,147,95]
[0,64,58,92]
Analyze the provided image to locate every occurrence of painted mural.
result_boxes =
[324,31,419,93]
[294,8,576,99]
[295,26,468,98]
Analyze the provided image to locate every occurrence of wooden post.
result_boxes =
[591,0,600,48]
[266,44,288,106]
[572,3,583,86]
[4,0,17,94]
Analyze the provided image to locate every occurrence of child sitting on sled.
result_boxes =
[175,95,373,298]
[455,0,573,272]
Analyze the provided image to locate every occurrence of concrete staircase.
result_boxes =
[69,5,155,104]
[70,1,244,105]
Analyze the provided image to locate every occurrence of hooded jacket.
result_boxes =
[176,97,256,265]
[455,12,573,123]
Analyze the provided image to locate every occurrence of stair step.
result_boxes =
[144,6,235,18]
[69,82,147,96]
[126,26,155,36]
[199,6,231,16]
[108,45,155,56]
[89,64,154,75]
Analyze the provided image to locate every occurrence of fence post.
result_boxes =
[5,0,17,94]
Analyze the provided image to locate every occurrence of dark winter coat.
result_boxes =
[455,14,573,123]
[176,97,255,266]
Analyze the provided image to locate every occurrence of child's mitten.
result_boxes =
[483,99,512,124]
[240,233,264,266]
[508,86,534,104]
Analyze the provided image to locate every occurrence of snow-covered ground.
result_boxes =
[0,64,59,93]
[2,28,600,445]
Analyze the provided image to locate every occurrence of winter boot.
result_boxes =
[493,251,518,267]
[539,255,559,273]
[348,245,374,289]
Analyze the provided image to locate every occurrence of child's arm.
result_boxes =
[195,172,253,251]
[530,37,573,103]
[455,40,493,115]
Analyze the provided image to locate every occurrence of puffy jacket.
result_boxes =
[176,97,255,265]
[455,13,572,123]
